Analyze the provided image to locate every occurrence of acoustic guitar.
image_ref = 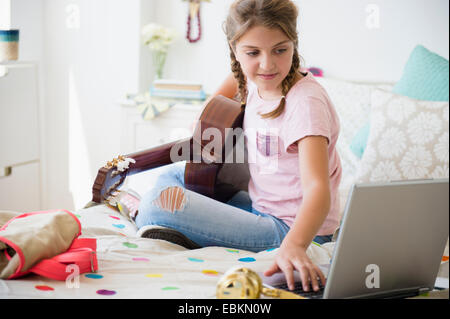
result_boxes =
[92,95,250,205]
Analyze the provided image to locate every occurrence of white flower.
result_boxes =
[142,23,177,53]
[407,112,442,145]
[363,144,377,165]
[369,111,386,140]
[418,100,448,110]
[377,127,406,159]
[386,97,416,123]
[356,145,377,181]
[116,157,136,172]
[370,161,402,182]
[399,145,432,179]
[431,165,449,179]
[337,144,359,176]
[434,132,449,163]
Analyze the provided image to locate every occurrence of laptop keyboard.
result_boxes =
[274,281,325,299]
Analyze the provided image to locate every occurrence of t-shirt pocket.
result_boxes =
[256,131,281,157]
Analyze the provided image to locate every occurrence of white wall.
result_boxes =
[154,0,449,85]
[0,0,12,29]
[42,0,149,209]
[11,0,148,209]
[7,0,449,210]
[148,0,232,94]
[297,0,449,82]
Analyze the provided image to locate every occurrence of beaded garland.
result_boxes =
[186,7,202,43]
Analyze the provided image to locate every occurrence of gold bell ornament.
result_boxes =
[216,267,307,299]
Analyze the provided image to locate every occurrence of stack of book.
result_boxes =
[150,79,207,101]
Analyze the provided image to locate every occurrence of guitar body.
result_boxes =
[185,95,246,201]
[92,95,250,204]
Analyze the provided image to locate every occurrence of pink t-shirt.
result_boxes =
[243,72,342,236]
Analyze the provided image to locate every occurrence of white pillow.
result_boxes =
[316,77,394,174]
[316,77,394,216]
[316,77,374,145]
[355,89,449,183]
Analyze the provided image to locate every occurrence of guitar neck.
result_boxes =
[125,137,193,176]
[92,95,243,204]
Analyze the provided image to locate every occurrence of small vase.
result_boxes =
[152,50,167,80]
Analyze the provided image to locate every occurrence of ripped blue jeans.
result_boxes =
[135,162,332,252]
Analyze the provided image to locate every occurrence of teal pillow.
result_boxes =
[349,122,370,159]
[349,45,449,159]
[393,45,449,101]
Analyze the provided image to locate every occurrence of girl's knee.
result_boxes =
[152,186,187,214]
[136,186,188,228]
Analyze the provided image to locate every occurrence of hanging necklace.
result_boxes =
[186,0,202,43]
[186,8,202,43]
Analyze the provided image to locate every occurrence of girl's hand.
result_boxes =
[264,237,326,292]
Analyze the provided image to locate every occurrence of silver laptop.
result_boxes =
[261,178,449,299]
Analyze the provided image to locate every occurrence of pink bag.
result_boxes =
[0,210,98,281]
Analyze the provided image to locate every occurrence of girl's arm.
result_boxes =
[289,135,331,247]
[190,73,238,132]
[265,135,331,292]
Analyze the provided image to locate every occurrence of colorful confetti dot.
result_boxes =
[238,257,256,263]
[109,215,120,220]
[74,214,81,219]
[226,249,240,253]
[123,242,138,248]
[266,248,276,252]
[35,285,54,291]
[85,274,104,279]
[202,269,219,276]
[133,257,150,262]
[442,256,449,262]
[145,273,163,278]
[112,224,125,229]
[188,257,204,263]
[161,286,180,291]
[96,289,116,296]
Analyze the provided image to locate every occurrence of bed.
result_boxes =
[1,45,448,299]
[1,203,336,299]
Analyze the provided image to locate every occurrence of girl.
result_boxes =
[136,0,342,293]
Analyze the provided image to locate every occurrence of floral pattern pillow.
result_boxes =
[315,77,394,216]
[356,89,449,183]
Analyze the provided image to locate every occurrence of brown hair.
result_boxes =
[224,0,302,119]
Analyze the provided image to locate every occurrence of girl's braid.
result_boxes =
[260,46,301,119]
[230,48,248,105]
[282,47,301,96]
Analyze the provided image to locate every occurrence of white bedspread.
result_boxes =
[0,204,335,299]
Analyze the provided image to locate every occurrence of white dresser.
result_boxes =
[0,62,42,211]
[119,101,203,196]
